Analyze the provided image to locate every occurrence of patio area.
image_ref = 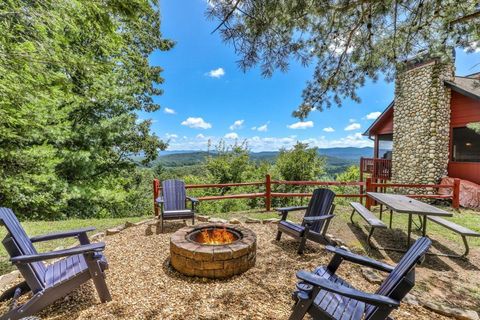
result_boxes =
[2,207,478,320]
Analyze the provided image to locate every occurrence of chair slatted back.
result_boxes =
[0,208,46,292]
[304,189,336,233]
[161,180,187,211]
[365,237,431,319]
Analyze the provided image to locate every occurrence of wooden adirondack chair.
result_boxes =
[0,207,111,320]
[276,188,336,254]
[156,179,199,233]
[289,237,432,320]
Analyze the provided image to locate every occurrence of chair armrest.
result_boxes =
[325,246,394,273]
[296,270,400,308]
[275,206,309,214]
[156,196,164,204]
[11,243,106,264]
[303,215,334,225]
[30,227,96,243]
[186,196,199,203]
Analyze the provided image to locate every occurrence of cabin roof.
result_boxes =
[363,74,480,137]
[445,76,480,101]
[362,101,394,137]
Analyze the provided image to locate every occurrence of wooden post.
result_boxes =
[265,174,272,212]
[153,179,160,216]
[359,157,364,204]
[452,178,460,209]
[365,177,372,210]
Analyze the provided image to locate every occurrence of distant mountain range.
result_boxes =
[155,147,377,177]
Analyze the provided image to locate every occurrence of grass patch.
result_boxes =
[0,216,149,275]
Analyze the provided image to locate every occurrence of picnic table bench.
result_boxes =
[349,202,387,248]
[427,216,480,257]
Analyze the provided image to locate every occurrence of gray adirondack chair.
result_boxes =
[156,179,198,233]
[276,188,336,254]
[289,237,432,320]
[0,207,111,320]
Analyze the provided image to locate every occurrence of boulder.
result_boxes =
[423,302,479,320]
[361,267,383,285]
[105,228,121,236]
[228,218,241,224]
[262,218,280,224]
[0,270,21,289]
[197,215,210,222]
[90,232,105,242]
[245,218,262,224]
[145,224,154,236]
[208,218,228,224]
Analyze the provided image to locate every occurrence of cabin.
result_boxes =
[362,55,480,185]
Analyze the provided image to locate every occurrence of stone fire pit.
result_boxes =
[170,223,256,278]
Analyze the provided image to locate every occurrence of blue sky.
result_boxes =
[141,0,480,152]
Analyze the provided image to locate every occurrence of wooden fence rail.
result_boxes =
[153,175,460,215]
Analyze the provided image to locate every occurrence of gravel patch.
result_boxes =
[1,223,450,319]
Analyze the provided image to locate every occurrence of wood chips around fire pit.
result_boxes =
[0,222,449,320]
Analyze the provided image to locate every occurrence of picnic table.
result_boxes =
[367,192,452,247]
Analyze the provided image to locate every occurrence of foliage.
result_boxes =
[467,122,480,134]
[274,142,325,181]
[0,0,171,219]
[207,1,480,117]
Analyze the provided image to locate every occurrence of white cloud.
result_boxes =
[349,118,356,123]
[206,67,225,78]
[365,111,381,120]
[344,123,361,131]
[165,133,178,140]
[287,121,314,130]
[196,134,206,139]
[229,120,244,130]
[165,132,373,152]
[181,117,212,129]
[252,122,269,132]
[257,124,268,132]
[164,107,176,114]
[224,132,239,139]
[323,127,335,132]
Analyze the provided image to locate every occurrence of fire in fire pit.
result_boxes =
[189,226,240,245]
[170,223,256,279]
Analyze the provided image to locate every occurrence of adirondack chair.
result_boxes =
[289,237,432,320]
[156,179,198,233]
[0,207,111,320]
[276,188,336,254]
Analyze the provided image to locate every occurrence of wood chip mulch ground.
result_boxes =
[1,222,457,319]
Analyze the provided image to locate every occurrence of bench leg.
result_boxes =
[367,227,376,248]
[407,214,412,247]
[379,204,383,220]
[462,236,470,257]
[276,230,282,241]
[350,209,356,224]
[389,210,393,229]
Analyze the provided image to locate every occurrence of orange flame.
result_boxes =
[198,227,236,245]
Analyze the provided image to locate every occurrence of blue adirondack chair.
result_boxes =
[0,207,111,320]
[289,237,432,320]
[156,179,199,232]
[276,188,336,254]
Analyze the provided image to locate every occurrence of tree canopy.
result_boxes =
[0,0,172,218]
[207,0,480,118]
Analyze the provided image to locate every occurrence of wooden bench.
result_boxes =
[427,216,480,257]
[350,202,387,248]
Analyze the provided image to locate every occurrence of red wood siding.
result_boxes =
[448,91,480,184]
[450,91,480,127]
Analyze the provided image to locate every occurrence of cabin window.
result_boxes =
[378,134,393,159]
[452,127,480,162]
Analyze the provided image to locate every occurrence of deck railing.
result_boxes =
[153,175,461,215]
[360,157,392,180]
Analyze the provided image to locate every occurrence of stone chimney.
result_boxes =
[391,53,454,186]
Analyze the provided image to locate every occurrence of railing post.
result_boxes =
[265,174,272,211]
[452,178,461,209]
[359,157,364,204]
[365,177,372,210]
[153,179,160,217]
